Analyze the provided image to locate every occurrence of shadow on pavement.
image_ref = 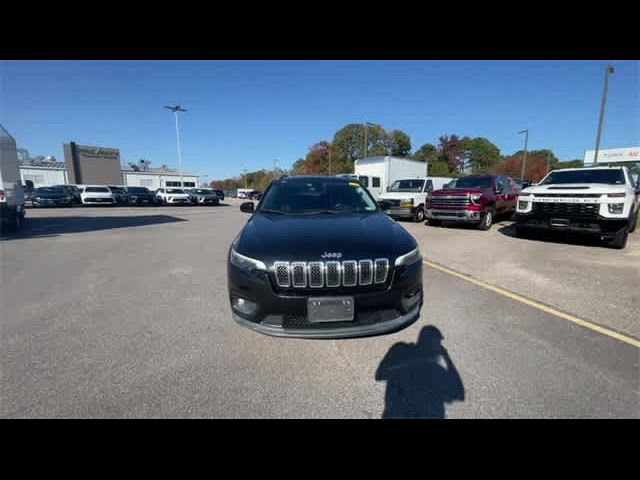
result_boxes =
[1,215,187,241]
[376,325,465,419]
[497,223,607,248]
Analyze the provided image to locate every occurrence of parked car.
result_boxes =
[30,186,75,208]
[23,181,35,205]
[515,166,640,249]
[426,175,519,230]
[126,186,157,205]
[107,186,128,204]
[51,185,82,204]
[188,188,220,205]
[378,177,452,222]
[155,187,190,205]
[249,190,263,200]
[212,189,225,201]
[80,186,116,205]
[229,175,423,338]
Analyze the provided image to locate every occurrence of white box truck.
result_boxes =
[353,156,451,221]
[1,125,26,233]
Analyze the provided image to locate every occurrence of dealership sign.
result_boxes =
[584,147,640,164]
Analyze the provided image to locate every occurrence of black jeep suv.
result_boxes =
[227,176,423,338]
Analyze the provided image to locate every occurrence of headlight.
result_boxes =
[230,248,267,272]
[607,192,626,198]
[400,198,414,208]
[518,200,529,210]
[470,194,482,204]
[608,203,624,214]
[395,246,421,267]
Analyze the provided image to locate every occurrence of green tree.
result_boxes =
[388,129,412,157]
[290,158,307,175]
[412,143,439,163]
[558,159,583,169]
[465,137,501,173]
[439,134,466,173]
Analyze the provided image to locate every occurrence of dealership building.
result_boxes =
[583,146,639,167]
[19,141,200,188]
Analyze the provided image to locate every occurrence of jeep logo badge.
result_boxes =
[321,252,342,259]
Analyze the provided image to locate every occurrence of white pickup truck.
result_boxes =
[1,125,26,233]
[515,166,640,249]
[378,177,452,222]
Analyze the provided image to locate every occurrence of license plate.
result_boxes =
[550,218,569,227]
[308,297,354,323]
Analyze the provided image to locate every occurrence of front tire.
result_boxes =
[629,210,638,233]
[606,228,629,249]
[413,206,425,222]
[478,208,494,231]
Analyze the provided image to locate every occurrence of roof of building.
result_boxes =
[121,166,197,176]
[20,160,67,169]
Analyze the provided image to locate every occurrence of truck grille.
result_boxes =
[533,193,601,198]
[430,195,470,207]
[272,259,389,289]
[532,202,599,220]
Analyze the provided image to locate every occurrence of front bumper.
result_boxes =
[82,198,115,204]
[388,207,414,218]
[194,197,219,204]
[514,213,628,237]
[426,208,482,222]
[227,260,423,339]
[167,198,190,204]
[129,197,156,204]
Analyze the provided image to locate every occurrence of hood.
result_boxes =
[35,191,69,199]
[235,211,416,263]
[166,193,189,198]
[379,191,420,200]
[523,183,625,195]
[431,188,489,196]
[83,191,112,197]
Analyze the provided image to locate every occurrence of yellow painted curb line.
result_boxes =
[422,259,640,349]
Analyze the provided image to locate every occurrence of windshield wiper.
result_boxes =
[260,209,286,215]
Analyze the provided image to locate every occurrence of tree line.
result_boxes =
[211,123,583,190]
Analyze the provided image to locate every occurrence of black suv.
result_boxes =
[227,176,423,338]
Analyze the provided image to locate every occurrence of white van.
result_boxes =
[1,125,26,232]
[378,177,452,222]
[354,156,429,199]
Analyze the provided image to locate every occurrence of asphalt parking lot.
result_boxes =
[1,204,638,418]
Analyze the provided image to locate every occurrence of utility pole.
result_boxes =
[363,122,375,157]
[593,64,615,166]
[518,129,529,180]
[546,152,551,174]
[163,105,187,187]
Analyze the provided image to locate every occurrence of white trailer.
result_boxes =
[354,156,428,199]
[0,124,26,232]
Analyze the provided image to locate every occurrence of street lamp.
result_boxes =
[363,122,375,157]
[518,129,529,180]
[593,64,615,166]
[164,105,187,187]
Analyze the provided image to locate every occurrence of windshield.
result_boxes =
[453,177,493,189]
[85,187,110,193]
[35,187,66,195]
[166,188,185,194]
[192,189,211,194]
[540,169,625,185]
[388,179,425,193]
[127,187,150,193]
[259,179,378,214]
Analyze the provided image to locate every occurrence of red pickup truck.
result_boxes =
[425,175,520,230]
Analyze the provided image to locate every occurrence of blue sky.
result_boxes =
[1,60,638,180]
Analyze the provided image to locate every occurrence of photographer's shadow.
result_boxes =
[376,326,465,419]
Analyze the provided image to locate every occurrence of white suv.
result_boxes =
[80,186,115,205]
[515,166,639,249]
[155,187,190,205]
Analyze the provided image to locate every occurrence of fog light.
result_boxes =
[608,203,624,214]
[518,200,529,210]
[232,297,257,315]
[401,289,421,312]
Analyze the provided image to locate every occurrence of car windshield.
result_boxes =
[539,169,625,185]
[108,187,123,192]
[259,179,378,214]
[166,188,185,194]
[128,187,150,193]
[85,187,110,193]
[388,179,425,192]
[453,177,493,189]
[35,187,65,194]
[192,189,211,194]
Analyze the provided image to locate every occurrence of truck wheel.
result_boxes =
[427,219,442,227]
[413,207,425,222]
[606,228,629,249]
[478,208,494,231]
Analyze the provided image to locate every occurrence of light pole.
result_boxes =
[164,105,187,187]
[593,64,615,166]
[363,122,375,157]
[518,129,529,180]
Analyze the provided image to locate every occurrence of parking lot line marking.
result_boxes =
[422,259,640,349]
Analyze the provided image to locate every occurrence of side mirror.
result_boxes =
[240,202,255,213]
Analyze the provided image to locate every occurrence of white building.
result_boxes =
[584,147,639,165]
[120,166,200,189]
[20,161,68,187]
